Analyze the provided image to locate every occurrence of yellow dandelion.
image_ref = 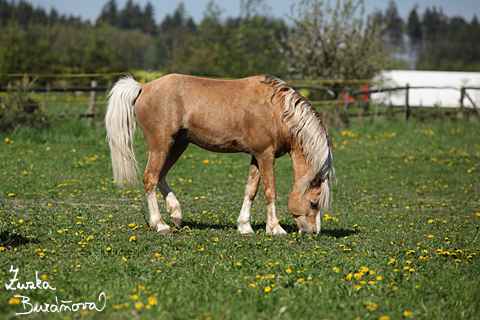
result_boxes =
[333,267,339,273]
[148,296,158,305]
[379,316,390,320]
[9,297,21,305]
[354,272,363,280]
[264,286,272,293]
[286,268,292,274]
[135,302,143,308]
[364,302,378,311]
[403,311,413,317]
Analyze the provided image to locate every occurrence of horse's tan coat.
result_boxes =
[106,74,334,235]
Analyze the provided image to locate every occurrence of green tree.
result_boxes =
[167,0,287,78]
[283,0,390,87]
[382,0,404,50]
[83,37,115,73]
[406,5,421,68]
[143,2,156,35]
[97,0,118,26]
[157,2,196,71]
[416,7,480,71]
[0,22,56,83]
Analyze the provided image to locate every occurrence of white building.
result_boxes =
[373,70,480,108]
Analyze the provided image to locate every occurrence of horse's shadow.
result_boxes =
[0,232,36,248]
[181,220,358,238]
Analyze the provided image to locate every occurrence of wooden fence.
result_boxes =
[2,79,480,120]
[295,84,480,120]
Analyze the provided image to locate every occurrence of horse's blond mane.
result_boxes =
[263,75,335,197]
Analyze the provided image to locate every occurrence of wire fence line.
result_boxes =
[2,73,479,118]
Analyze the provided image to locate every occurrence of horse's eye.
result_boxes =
[309,201,318,209]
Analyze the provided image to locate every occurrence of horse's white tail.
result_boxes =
[105,76,143,187]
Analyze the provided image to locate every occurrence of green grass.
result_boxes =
[1,92,479,319]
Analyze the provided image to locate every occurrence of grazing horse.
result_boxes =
[105,74,335,235]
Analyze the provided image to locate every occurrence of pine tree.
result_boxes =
[407,5,421,68]
[143,2,156,34]
[384,0,404,50]
[97,0,118,26]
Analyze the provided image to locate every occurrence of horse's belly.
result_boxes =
[186,128,250,154]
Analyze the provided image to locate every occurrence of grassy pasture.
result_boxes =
[0,92,479,319]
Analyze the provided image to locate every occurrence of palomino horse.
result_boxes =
[105,74,335,235]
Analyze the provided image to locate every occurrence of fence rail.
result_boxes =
[2,78,480,119]
[0,85,108,92]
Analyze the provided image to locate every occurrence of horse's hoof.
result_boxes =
[171,217,182,229]
[237,224,254,235]
[151,225,172,234]
[238,230,254,236]
[157,227,172,234]
[266,225,287,236]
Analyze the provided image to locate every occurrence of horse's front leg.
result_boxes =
[258,153,287,236]
[237,157,261,235]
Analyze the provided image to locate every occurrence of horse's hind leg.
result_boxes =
[158,177,182,228]
[143,137,189,233]
[237,157,261,235]
[157,139,189,229]
[143,150,172,233]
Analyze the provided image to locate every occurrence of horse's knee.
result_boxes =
[142,171,157,193]
[263,189,276,204]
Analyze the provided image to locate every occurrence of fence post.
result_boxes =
[463,89,480,117]
[404,83,410,121]
[460,87,465,109]
[458,87,465,118]
[86,80,97,118]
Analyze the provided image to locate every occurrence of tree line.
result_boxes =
[376,1,480,71]
[0,0,479,87]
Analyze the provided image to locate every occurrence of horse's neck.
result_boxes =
[289,144,309,184]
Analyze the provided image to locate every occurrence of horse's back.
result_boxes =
[135,74,289,156]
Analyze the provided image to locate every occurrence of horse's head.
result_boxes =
[288,178,331,234]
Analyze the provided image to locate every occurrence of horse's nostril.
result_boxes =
[310,201,318,209]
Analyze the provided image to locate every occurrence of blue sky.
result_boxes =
[22,0,480,23]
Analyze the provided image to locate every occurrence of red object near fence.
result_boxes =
[360,83,370,101]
